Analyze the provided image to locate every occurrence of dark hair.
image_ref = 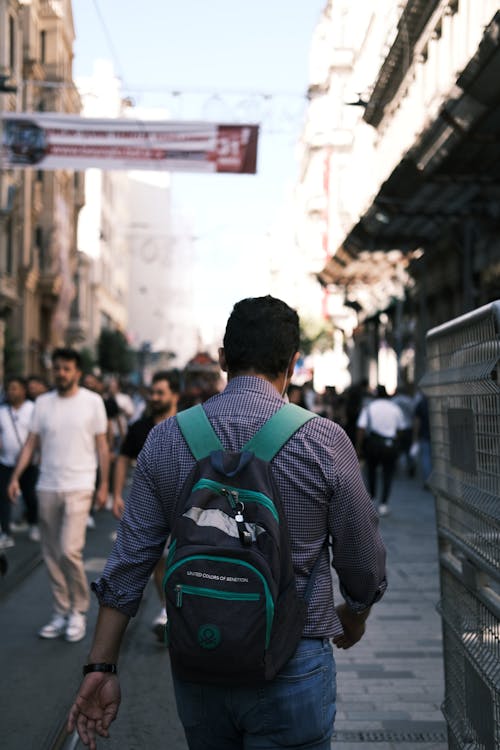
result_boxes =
[51,347,82,369]
[151,369,181,394]
[6,376,27,391]
[83,372,103,384]
[223,296,300,378]
[27,374,49,387]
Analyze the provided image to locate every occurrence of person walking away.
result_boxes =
[67,295,386,750]
[393,385,416,477]
[0,377,38,547]
[82,372,119,528]
[343,378,372,445]
[105,377,134,508]
[8,348,109,642]
[112,369,180,640]
[413,390,432,488]
[356,385,405,516]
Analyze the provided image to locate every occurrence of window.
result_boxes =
[9,16,15,71]
[6,219,14,275]
[40,30,47,64]
[35,226,45,269]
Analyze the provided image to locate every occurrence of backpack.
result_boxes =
[163,402,319,686]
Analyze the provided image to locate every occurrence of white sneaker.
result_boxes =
[65,612,87,643]
[39,613,67,639]
[86,515,96,530]
[0,533,15,549]
[28,525,40,542]
[378,503,390,517]
[152,608,168,642]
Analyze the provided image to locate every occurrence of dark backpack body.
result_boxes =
[163,403,317,686]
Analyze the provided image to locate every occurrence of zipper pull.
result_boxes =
[175,584,183,607]
[235,502,252,546]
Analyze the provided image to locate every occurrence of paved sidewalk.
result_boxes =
[333,472,448,749]
[1,474,449,749]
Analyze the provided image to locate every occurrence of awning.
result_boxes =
[321,11,500,298]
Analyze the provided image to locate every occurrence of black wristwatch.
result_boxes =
[82,663,117,676]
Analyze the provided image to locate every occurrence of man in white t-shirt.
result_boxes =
[8,348,109,643]
[356,385,405,516]
[0,377,37,548]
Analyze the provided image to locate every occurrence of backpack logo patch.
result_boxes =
[198,624,221,649]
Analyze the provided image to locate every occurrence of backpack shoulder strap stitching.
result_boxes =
[176,404,223,460]
[243,403,317,461]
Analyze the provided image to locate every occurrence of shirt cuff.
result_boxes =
[91,578,140,618]
[340,577,387,613]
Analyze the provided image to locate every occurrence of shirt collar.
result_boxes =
[224,375,284,401]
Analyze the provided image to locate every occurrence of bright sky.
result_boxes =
[71,0,326,339]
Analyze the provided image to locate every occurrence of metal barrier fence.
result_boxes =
[420,300,500,750]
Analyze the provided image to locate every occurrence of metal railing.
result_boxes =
[421,300,500,750]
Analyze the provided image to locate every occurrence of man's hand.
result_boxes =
[112,496,125,520]
[333,603,369,649]
[94,484,109,509]
[67,672,121,750]
[7,478,20,503]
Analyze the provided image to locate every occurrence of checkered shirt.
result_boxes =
[93,376,387,637]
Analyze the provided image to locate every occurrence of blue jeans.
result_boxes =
[172,637,336,750]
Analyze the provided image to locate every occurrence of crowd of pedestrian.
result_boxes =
[0,351,432,562]
[284,377,432,513]
[0,351,224,643]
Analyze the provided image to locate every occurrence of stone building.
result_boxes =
[0,0,83,382]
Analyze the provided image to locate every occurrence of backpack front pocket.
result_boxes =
[164,554,274,678]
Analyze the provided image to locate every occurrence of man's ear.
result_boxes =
[287,352,300,378]
[218,347,228,372]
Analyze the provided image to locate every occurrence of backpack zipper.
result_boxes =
[164,554,274,647]
[175,583,260,607]
[192,478,279,522]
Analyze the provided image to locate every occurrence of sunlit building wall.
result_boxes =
[76,60,130,355]
[0,0,83,380]
[77,63,198,371]
[340,0,500,229]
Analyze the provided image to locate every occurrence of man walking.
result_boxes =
[8,348,109,642]
[112,369,180,639]
[68,296,386,749]
[356,385,405,516]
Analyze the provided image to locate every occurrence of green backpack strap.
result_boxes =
[243,403,317,461]
[176,404,223,460]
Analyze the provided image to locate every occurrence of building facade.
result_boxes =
[300,0,500,386]
[76,62,199,375]
[0,0,83,381]
[75,60,131,354]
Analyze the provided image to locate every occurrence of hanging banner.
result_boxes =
[0,112,259,173]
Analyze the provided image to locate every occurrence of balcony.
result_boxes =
[0,272,19,312]
[38,269,61,300]
[66,317,89,344]
[40,0,64,20]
